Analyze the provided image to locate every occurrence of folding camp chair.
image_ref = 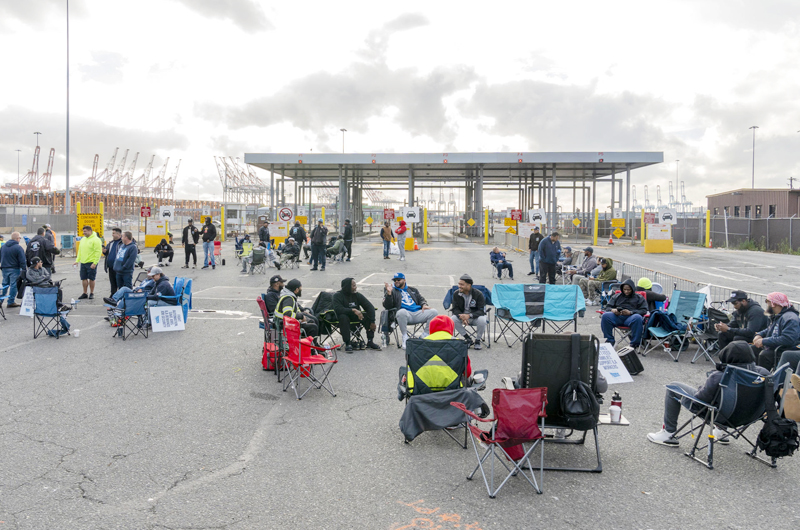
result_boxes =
[596,290,648,351]
[133,271,149,288]
[668,364,790,469]
[452,387,547,498]
[520,333,603,472]
[641,290,707,362]
[213,240,222,265]
[256,296,285,379]
[398,338,488,447]
[112,291,149,340]
[689,306,731,363]
[490,254,512,280]
[281,315,339,399]
[380,308,427,347]
[33,286,71,339]
[250,248,267,275]
[492,284,541,348]
[0,283,9,320]
[443,285,493,349]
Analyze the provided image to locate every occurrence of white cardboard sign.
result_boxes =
[19,287,34,318]
[149,306,186,332]
[598,343,633,384]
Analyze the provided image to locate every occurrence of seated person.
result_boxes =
[578,257,616,305]
[425,314,473,378]
[103,266,175,325]
[636,278,667,311]
[647,341,768,446]
[326,236,345,258]
[567,247,597,284]
[450,274,487,350]
[279,237,301,268]
[489,247,514,279]
[753,292,800,370]
[303,242,312,260]
[715,290,769,351]
[600,279,648,349]
[556,246,576,275]
[241,241,267,273]
[26,257,70,310]
[234,233,251,252]
[382,272,439,348]
[154,238,174,266]
[333,277,381,352]
[275,278,319,339]
[263,275,285,316]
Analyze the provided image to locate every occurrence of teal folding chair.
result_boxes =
[641,290,706,362]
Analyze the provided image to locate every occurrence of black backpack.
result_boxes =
[757,378,799,458]
[559,333,600,431]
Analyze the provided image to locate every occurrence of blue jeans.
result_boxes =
[529,251,539,274]
[494,261,513,278]
[600,312,644,347]
[203,241,215,267]
[2,268,21,302]
[310,244,326,269]
[383,239,390,258]
[116,272,133,290]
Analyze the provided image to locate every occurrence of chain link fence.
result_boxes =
[710,215,800,252]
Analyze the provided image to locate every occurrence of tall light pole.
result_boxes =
[65,0,70,216]
[749,125,759,189]
[14,149,21,232]
[675,160,679,207]
[340,128,346,153]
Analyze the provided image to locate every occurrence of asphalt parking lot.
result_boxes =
[1,239,798,529]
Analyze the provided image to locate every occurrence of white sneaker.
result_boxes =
[712,427,730,445]
[401,333,408,349]
[647,428,679,446]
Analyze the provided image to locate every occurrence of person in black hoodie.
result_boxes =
[182,219,200,268]
[342,219,353,261]
[333,277,380,352]
[600,278,649,349]
[154,238,174,266]
[714,290,770,351]
[201,217,217,269]
[26,227,59,270]
[289,222,306,248]
[647,341,768,445]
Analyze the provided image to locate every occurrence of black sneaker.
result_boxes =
[527,272,535,275]
[103,297,116,305]
[310,267,318,271]
[367,341,381,351]
[345,344,354,353]
[182,265,189,269]
[88,293,94,300]
[473,340,482,351]
[212,265,215,270]
[78,293,88,300]
[320,267,325,271]
[201,265,209,269]
[463,337,473,346]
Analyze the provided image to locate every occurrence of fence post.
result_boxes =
[724,210,729,248]
[641,208,645,242]
[484,208,489,245]
[423,208,428,245]
[593,208,598,246]
[767,216,770,250]
[705,209,710,247]
[221,206,225,242]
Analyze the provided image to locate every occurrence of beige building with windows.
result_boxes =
[706,188,800,218]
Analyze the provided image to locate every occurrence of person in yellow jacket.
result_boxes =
[75,225,103,300]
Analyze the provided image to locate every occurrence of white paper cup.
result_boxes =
[609,405,621,423]
[472,373,485,385]
[73,329,80,338]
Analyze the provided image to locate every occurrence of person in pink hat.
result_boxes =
[753,292,800,370]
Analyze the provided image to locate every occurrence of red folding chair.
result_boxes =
[256,296,285,379]
[451,387,547,498]
[213,240,222,265]
[281,315,340,400]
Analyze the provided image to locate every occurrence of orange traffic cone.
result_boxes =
[608,236,614,245]
[709,238,713,248]
[413,239,419,250]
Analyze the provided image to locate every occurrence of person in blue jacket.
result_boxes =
[114,231,139,290]
[537,231,562,285]
[0,232,27,308]
[489,247,514,279]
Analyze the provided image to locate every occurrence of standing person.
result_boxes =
[0,231,27,308]
[114,231,138,290]
[449,274,488,350]
[43,224,58,272]
[528,226,544,276]
[258,221,270,244]
[102,227,123,296]
[395,220,408,261]
[537,231,561,285]
[289,221,306,249]
[309,219,328,272]
[201,217,217,270]
[26,227,58,271]
[75,225,102,300]
[342,219,353,261]
[380,221,393,260]
[333,277,381,352]
[181,218,200,269]
[154,238,174,266]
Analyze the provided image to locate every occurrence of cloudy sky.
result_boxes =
[1,0,799,211]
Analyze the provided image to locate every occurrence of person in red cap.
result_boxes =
[753,292,800,370]
[425,315,472,377]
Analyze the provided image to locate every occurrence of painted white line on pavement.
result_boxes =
[660,262,747,281]
[357,272,379,285]
[709,267,761,279]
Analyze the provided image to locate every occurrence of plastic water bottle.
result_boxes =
[323,341,333,359]
[611,391,622,411]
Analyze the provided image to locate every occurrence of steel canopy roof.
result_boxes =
[244,152,663,182]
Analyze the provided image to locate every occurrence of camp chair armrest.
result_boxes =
[665,384,717,411]
[450,401,494,423]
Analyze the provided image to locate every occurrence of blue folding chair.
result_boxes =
[443,285,493,349]
[0,283,9,320]
[113,291,149,340]
[156,277,191,323]
[33,286,70,339]
[641,290,706,362]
